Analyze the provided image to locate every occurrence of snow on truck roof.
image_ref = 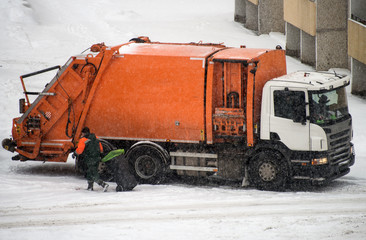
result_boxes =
[270,71,351,91]
[118,43,274,61]
[118,43,223,58]
[212,48,271,62]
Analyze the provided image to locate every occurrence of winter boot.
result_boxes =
[102,183,109,192]
[97,180,109,192]
[103,183,109,192]
[87,181,94,191]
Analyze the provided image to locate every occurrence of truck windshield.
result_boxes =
[309,87,349,124]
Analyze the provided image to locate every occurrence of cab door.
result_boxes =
[269,87,310,151]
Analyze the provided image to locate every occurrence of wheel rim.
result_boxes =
[135,155,158,179]
[258,162,277,182]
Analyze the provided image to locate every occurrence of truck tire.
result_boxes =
[128,146,166,184]
[249,151,288,191]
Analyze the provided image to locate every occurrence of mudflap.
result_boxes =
[113,154,137,191]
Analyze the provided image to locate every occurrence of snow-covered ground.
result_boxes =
[0,0,365,239]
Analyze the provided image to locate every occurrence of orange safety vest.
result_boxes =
[76,136,103,155]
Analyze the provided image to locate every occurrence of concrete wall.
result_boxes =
[245,1,259,32]
[351,58,366,96]
[351,0,366,19]
[284,0,348,70]
[284,0,316,36]
[234,0,284,34]
[234,0,246,23]
[286,22,300,57]
[300,30,316,66]
[235,0,366,97]
[350,0,366,97]
[348,20,366,65]
[316,0,348,70]
[258,0,285,34]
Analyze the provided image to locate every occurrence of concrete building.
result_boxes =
[234,0,366,97]
[284,0,348,70]
[349,0,366,96]
[234,0,285,35]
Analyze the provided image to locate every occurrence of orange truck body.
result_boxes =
[4,37,356,190]
[9,38,286,164]
[4,37,320,190]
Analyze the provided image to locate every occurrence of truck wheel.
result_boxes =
[249,151,288,191]
[129,147,166,184]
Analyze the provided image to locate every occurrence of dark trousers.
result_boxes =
[86,158,105,186]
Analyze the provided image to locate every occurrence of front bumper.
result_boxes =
[290,146,355,185]
[292,166,350,185]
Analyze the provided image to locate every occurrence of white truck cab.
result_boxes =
[260,71,354,184]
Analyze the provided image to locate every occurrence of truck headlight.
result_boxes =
[351,145,355,156]
[312,157,328,165]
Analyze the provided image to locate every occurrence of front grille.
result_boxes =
[330,129,349,139]
[327,123,352,166]
[330,136,350,147]
[329,144,350,165]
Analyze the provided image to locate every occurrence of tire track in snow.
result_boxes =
[1,196,365,229]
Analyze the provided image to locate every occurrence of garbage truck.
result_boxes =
[2,37,355,190]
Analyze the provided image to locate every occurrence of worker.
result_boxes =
[75,127,109,192]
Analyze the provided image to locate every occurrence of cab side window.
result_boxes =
[274,90,306,121]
